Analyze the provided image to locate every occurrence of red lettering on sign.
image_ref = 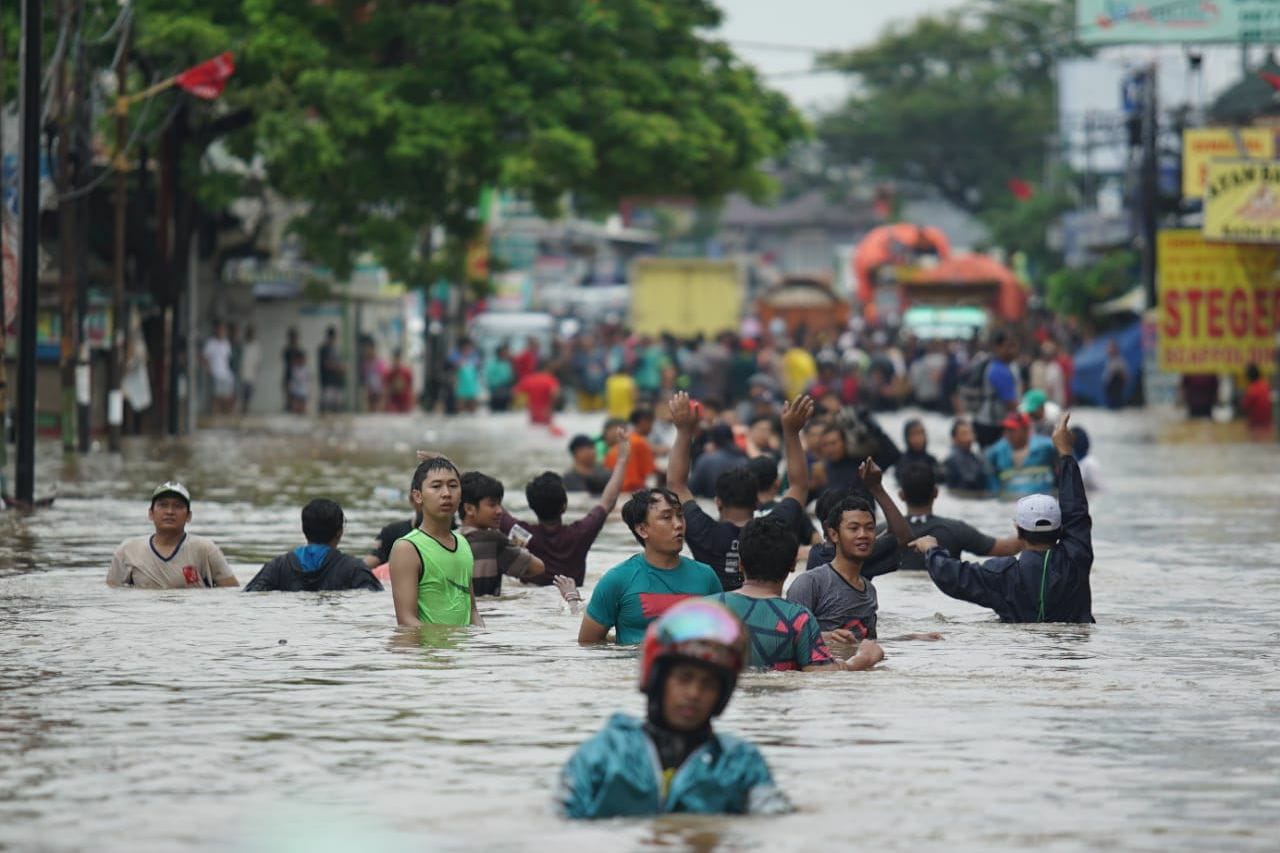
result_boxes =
[1163,291,1181,337]
[1228,289,1249,338]
[1206,290,1224,337]
[1185,289,1204,337]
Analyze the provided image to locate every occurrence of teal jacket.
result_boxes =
[557,713,792,819]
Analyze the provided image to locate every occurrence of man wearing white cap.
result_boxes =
[107,482,239,589]
[908,414,1093,623]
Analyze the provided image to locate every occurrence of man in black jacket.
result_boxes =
[245,499,383,592]
[909,413,1093,623]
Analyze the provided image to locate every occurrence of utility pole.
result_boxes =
[73,0,91,454]
[1139,63,1159,311]
[108,16,130,451]
[56,0,81,454]
[15,0,42,506]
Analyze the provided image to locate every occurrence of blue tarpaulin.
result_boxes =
[1071,320,1143,406]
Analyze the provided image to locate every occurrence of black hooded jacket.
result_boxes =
[244,547,383,592]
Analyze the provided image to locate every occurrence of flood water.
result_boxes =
[2,408,1278,851]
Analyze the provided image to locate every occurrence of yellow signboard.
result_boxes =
[1181,128,1274,198]
[1157,230,1280,373]
[1203,160,1280,245]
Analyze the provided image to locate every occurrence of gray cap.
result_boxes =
[150,481,191,507]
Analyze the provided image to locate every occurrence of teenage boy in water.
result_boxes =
[244,499,382,592]
[666,391,813,592]
[895,462,1020,572]
[108,482,239,589]
[707,516,884,672]
[458,472,545,596]
[787,489,941,649]
[910,413,1094,623]
[497,434,630,587]
[578,488,723,645]
[389,456,483,627]
[559,599,792,818]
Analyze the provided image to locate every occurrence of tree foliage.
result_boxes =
[127,0,805,280]
[1045,250,1136,319]
[816,0,1079,234]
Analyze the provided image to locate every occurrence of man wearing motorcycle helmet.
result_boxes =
[558,599,792,819]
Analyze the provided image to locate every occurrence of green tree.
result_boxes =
[816,0,1080,264]
[129,0,805,281]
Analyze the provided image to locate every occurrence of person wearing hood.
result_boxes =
[558,599,792,818]
[894,418,944,483]
[245,499,382,592]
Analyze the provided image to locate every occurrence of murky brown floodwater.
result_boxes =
[2,408,1279,851]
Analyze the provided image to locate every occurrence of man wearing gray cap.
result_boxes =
[107,482,238,589]
[908,414,1093,623]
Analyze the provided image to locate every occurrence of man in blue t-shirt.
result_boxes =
[578,488,722,645]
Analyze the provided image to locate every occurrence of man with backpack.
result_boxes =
[960,330,1020,449]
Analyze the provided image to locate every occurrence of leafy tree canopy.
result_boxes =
[128,0,806,280]
[816,0,1079,219]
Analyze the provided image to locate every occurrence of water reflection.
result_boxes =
[0,408,1277,850]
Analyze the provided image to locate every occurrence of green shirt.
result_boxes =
[402,528,474,626]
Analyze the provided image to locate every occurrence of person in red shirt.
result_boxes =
[512,338,540,381]
[604,407,658,491]
[385,349,415,413]
[1240,363,1273,433]
[515,364,561,426]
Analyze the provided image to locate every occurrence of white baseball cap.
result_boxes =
[1014,493,1060,532]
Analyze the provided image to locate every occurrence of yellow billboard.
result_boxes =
[1181,128,1274,198]
[1203,160,1280,245]
[1157,230,1280,373]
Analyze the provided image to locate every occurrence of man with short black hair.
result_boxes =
[577,488,722,645]
[108,483,238,589]
[706,516,884,672]
[896,462,1019,572]
[911,413,1094,623]
[245,499,382,592]
[499,435,630,587]
[689,423,746,498]
[667,391,814,592]
[562,434,612,495]
[459,471,544,596]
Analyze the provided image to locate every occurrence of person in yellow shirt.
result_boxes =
[605,371,638,421]
[781,342,817,400]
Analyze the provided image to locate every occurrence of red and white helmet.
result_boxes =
[639,599,747,718]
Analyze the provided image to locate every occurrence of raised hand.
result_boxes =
[859,457,884,491]
[668,391,699,432]
[780,395,815,434]
[1052,411,1074,456]
[908,535,939,554]
[614,427,632,464]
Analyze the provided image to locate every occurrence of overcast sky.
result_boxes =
[714,0,1254,119]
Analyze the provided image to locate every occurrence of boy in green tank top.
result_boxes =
[389,456,483,627]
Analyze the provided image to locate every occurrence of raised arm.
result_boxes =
[780,395,814,505]
[860,458,911,546]
[597,427,632,513]
[912,537,1008,612]
[664,392,699,505]
[1051,413,1093,570]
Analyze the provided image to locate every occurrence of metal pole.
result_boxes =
[56,0,79,454]
[108,20,130,451]
[1139,64,1159,311]
[15,0,42,505]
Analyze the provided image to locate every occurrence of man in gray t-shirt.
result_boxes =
[787,562,879,639]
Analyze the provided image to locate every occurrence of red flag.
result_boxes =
[1007,178,1034,201]
[175,53,235,100]
[1260,71,1280,92]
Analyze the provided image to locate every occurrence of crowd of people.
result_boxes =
[110,322,1100,820]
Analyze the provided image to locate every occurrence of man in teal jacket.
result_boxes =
[557,599,792,818]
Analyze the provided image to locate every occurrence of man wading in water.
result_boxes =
[389,457,483,627]
[910,413,1094,623]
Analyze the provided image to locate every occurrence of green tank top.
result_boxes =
[402,528,474,626]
